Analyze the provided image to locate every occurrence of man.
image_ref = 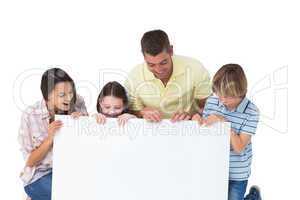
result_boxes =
[125,29,211,122]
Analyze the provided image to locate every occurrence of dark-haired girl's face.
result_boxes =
[47,82,74,113]
[99,96,124,118]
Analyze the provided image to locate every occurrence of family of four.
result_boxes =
[18,30,261,200]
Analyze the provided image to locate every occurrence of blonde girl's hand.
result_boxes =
[93,113,107,124]
[191,113,204,125]
[47,120,63,142]
[117,113,137,126]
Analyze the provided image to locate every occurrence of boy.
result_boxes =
[192,64,262,200]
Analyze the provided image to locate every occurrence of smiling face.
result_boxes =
[47,81,74,113]
[99,96,125,118]
[144,50,173,82]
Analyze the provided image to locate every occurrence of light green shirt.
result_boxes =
[125,55,211,118]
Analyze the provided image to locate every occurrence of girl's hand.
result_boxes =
[203,114,226,126]
[71,112,84,119]
[47,120,63,142]
[191,113,204,125]
[117,113,137,126]
[93,113,107,124]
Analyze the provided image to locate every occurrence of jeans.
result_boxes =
[24,172,52,200]
[228,180,248,200]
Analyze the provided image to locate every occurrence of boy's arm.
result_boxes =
[231,112,259,153]
[230,130,252,154]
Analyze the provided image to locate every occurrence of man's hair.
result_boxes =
[141,29,171,56]
[212,64,248,97]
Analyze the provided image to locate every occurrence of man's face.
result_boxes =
[144,50,173,81]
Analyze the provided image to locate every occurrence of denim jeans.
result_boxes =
[24,172,52,200]
[228,180,248,200]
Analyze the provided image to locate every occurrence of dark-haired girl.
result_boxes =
[94,81,136,126]
[18,68,88,200]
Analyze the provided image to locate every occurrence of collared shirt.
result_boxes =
[202,95,260,181]
[18,95,88,186]
[125,55,211,118]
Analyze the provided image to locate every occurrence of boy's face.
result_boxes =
[218,95,243,110]
[99,96,124,117]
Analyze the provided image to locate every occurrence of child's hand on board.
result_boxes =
[191,113,204,125]
[93,113,107,124]
[47,120,63,142]
[71,112,85,119]
[117,113,137,126]
[203,114,226,126]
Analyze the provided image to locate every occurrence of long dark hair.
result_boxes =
[96,81,128,113]
[40,68,77,113]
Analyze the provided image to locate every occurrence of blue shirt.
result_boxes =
[202,95,260,181]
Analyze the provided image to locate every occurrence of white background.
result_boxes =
[0,0,298,199]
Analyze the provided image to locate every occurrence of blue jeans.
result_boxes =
[24,172,52,200]
[228,180,248,200]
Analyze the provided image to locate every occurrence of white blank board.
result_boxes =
[52,115,230,200]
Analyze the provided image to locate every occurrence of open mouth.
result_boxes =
[63,102,70,107]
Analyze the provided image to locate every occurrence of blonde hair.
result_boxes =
[212,64,247,97]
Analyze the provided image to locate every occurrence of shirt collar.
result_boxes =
[144,55,185,81]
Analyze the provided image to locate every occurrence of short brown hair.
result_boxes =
[141,29,171,56]
[212,64,247,97]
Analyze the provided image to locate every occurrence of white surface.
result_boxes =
[52,115,230,200]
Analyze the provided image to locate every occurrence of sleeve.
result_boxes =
[75,95,88,115]
[18,112,37,183]
[240,113,260,135]
[18,112,34,160]
[124,73,144,111]
[194,65,212,100]
[201,96,221,119]
[202,96,212,118]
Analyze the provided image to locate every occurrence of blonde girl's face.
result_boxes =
[48,81,74,112]
[99,96,125,117]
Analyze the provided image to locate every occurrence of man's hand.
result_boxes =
[191,113,204,125]
[140,107,162,122]
[171,111,191,122]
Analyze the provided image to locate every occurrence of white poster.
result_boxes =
[52,115,230,200]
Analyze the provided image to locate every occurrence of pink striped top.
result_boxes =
[18,95,88,186]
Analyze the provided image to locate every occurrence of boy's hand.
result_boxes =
[117,113,137,126]
[191,113,204,125]
[71,112,84,119]
[203,114,226,126]
[93,113,107,124]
